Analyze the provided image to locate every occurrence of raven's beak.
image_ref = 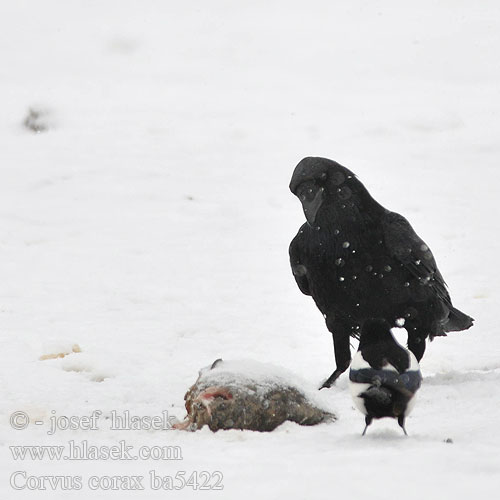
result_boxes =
[301,187,325,226]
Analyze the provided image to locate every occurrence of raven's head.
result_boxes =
[290,157,384,227]
[289,157,359,226]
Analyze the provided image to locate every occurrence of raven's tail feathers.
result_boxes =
[444,306,474,332]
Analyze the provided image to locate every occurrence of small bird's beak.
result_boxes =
[301,187,325,226]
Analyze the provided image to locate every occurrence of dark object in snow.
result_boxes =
[23,108,49,133]
[349,318,422,435]
[289,157,474,388]
[174,359,336,432]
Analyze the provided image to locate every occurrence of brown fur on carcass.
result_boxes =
[174,359,336,432]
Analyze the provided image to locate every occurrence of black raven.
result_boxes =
[289,157,474,388]
[349,318,422,435]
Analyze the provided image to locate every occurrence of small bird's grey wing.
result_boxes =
[289,232,311,296]
[381,211,451,304]
[399,370,422,394]
[350,367,421,398]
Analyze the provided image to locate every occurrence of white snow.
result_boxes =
[184,358,334,411]
[1,0,500,498]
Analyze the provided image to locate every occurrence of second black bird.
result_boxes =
[289,157,474,388]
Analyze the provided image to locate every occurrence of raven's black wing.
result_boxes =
[381,211,451,304]
[289,230,311,296]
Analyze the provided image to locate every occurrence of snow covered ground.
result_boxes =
[1,0,499,498]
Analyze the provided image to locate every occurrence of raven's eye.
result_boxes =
[337,185,352,200]
[297,181,321,202]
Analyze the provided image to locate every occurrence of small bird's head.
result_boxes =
[289,157,362,227]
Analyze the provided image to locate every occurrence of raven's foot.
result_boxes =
[319,370,343,389]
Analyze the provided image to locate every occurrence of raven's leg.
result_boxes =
[407,332,426,361]
[320,321,351,389]
[362,416,373,436]
[398,415,408,436]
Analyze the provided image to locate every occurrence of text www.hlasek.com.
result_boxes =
[10,442,223,491]
[10,440,183,461]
